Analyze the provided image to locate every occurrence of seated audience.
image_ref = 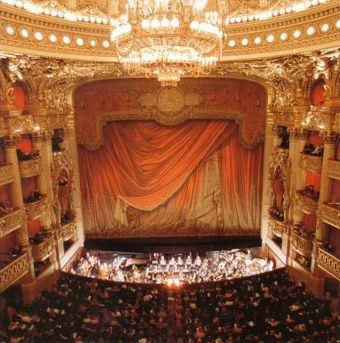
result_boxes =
[1,269,336,343]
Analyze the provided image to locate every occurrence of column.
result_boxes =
[288,129,307,225]
[4,136,36,294]
[65,113,85,245]
[4,135,24,208]
[318,133,336,204]
[261,110,275,247]
[32,131,54,229]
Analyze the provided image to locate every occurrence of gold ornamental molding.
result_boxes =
[0,208,26,238]
[0,117,5,137]
[295,191,319,214]
[31,235,54,261]
[24,196,49,219]
[268,215,289,237]
[317,247,340,281]
[327,159,340,180]
[290,229,313,257]
[319,203,340,229]
[59,222,76,242]
[18,157,42,178]
[0,253,29,293]
[0,163,14,186]
[0,2,339,61]
[299,153,323,172]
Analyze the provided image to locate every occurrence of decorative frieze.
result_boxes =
[19,157,42,178]
[34,115,68,131]
[299,153,322,172]
[31,235,54,262]
[295,192,319,215]
[317,247,340,281]
[59,222,77,241]
[0,208,25,237]
[0,253,29,293]
[268,216,288,238]
[291,229,313,257]
[24,197,49,219]
[0,164,14,186]
[318,203,340,230]
[327,159,340,181]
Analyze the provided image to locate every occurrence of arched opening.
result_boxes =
[310,78,325,106]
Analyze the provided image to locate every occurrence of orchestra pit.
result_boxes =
[0,0,339,342]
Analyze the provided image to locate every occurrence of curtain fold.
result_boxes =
[78,120,263,237]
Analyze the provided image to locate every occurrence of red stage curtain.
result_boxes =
[78,120,263,236]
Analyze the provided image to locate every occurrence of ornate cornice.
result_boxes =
[0,2,339,61]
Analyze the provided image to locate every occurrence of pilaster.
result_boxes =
[4,135,24,208]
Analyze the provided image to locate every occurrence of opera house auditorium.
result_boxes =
[0,0,339,342]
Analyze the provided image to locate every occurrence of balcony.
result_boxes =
[327,160,340,180]
[24,196,48,219]
[290,229,313,257]
[318,203,340,230]
[317,247,340,281]
[0,164,14,186]
[59,222,76,241]
[299,153,322,172]
[32,235,55,262]
[19,157,42,178]
[0,253,29,293]
[268,215,288,238]
[0,208,26,237]
[295,191,318,215]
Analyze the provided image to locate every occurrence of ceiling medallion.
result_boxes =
[110,0,223,86]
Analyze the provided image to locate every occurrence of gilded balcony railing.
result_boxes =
[19,157,42,178]
[327,159,340,181]
[317,247,340,281]
[59,222,76,241]
[299,153,322,172]
[24,197,48,219]
[295,191,318,215]
[318,203,340,230]
[32,235,55,261]
[0,253,29,293]
[0,208,26,237]
[268,215,288,238]
[0,164,14,186]
[290,229,313,257]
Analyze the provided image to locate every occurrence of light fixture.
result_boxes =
[110,0,223,86]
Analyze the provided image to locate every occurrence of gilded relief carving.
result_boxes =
[51,152,75,227]
[268,147,291,222]
[74,77,266,150]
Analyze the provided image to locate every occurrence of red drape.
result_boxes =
[78,120,263,237]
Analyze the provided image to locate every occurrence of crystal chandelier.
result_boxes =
[110,0,223,86]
